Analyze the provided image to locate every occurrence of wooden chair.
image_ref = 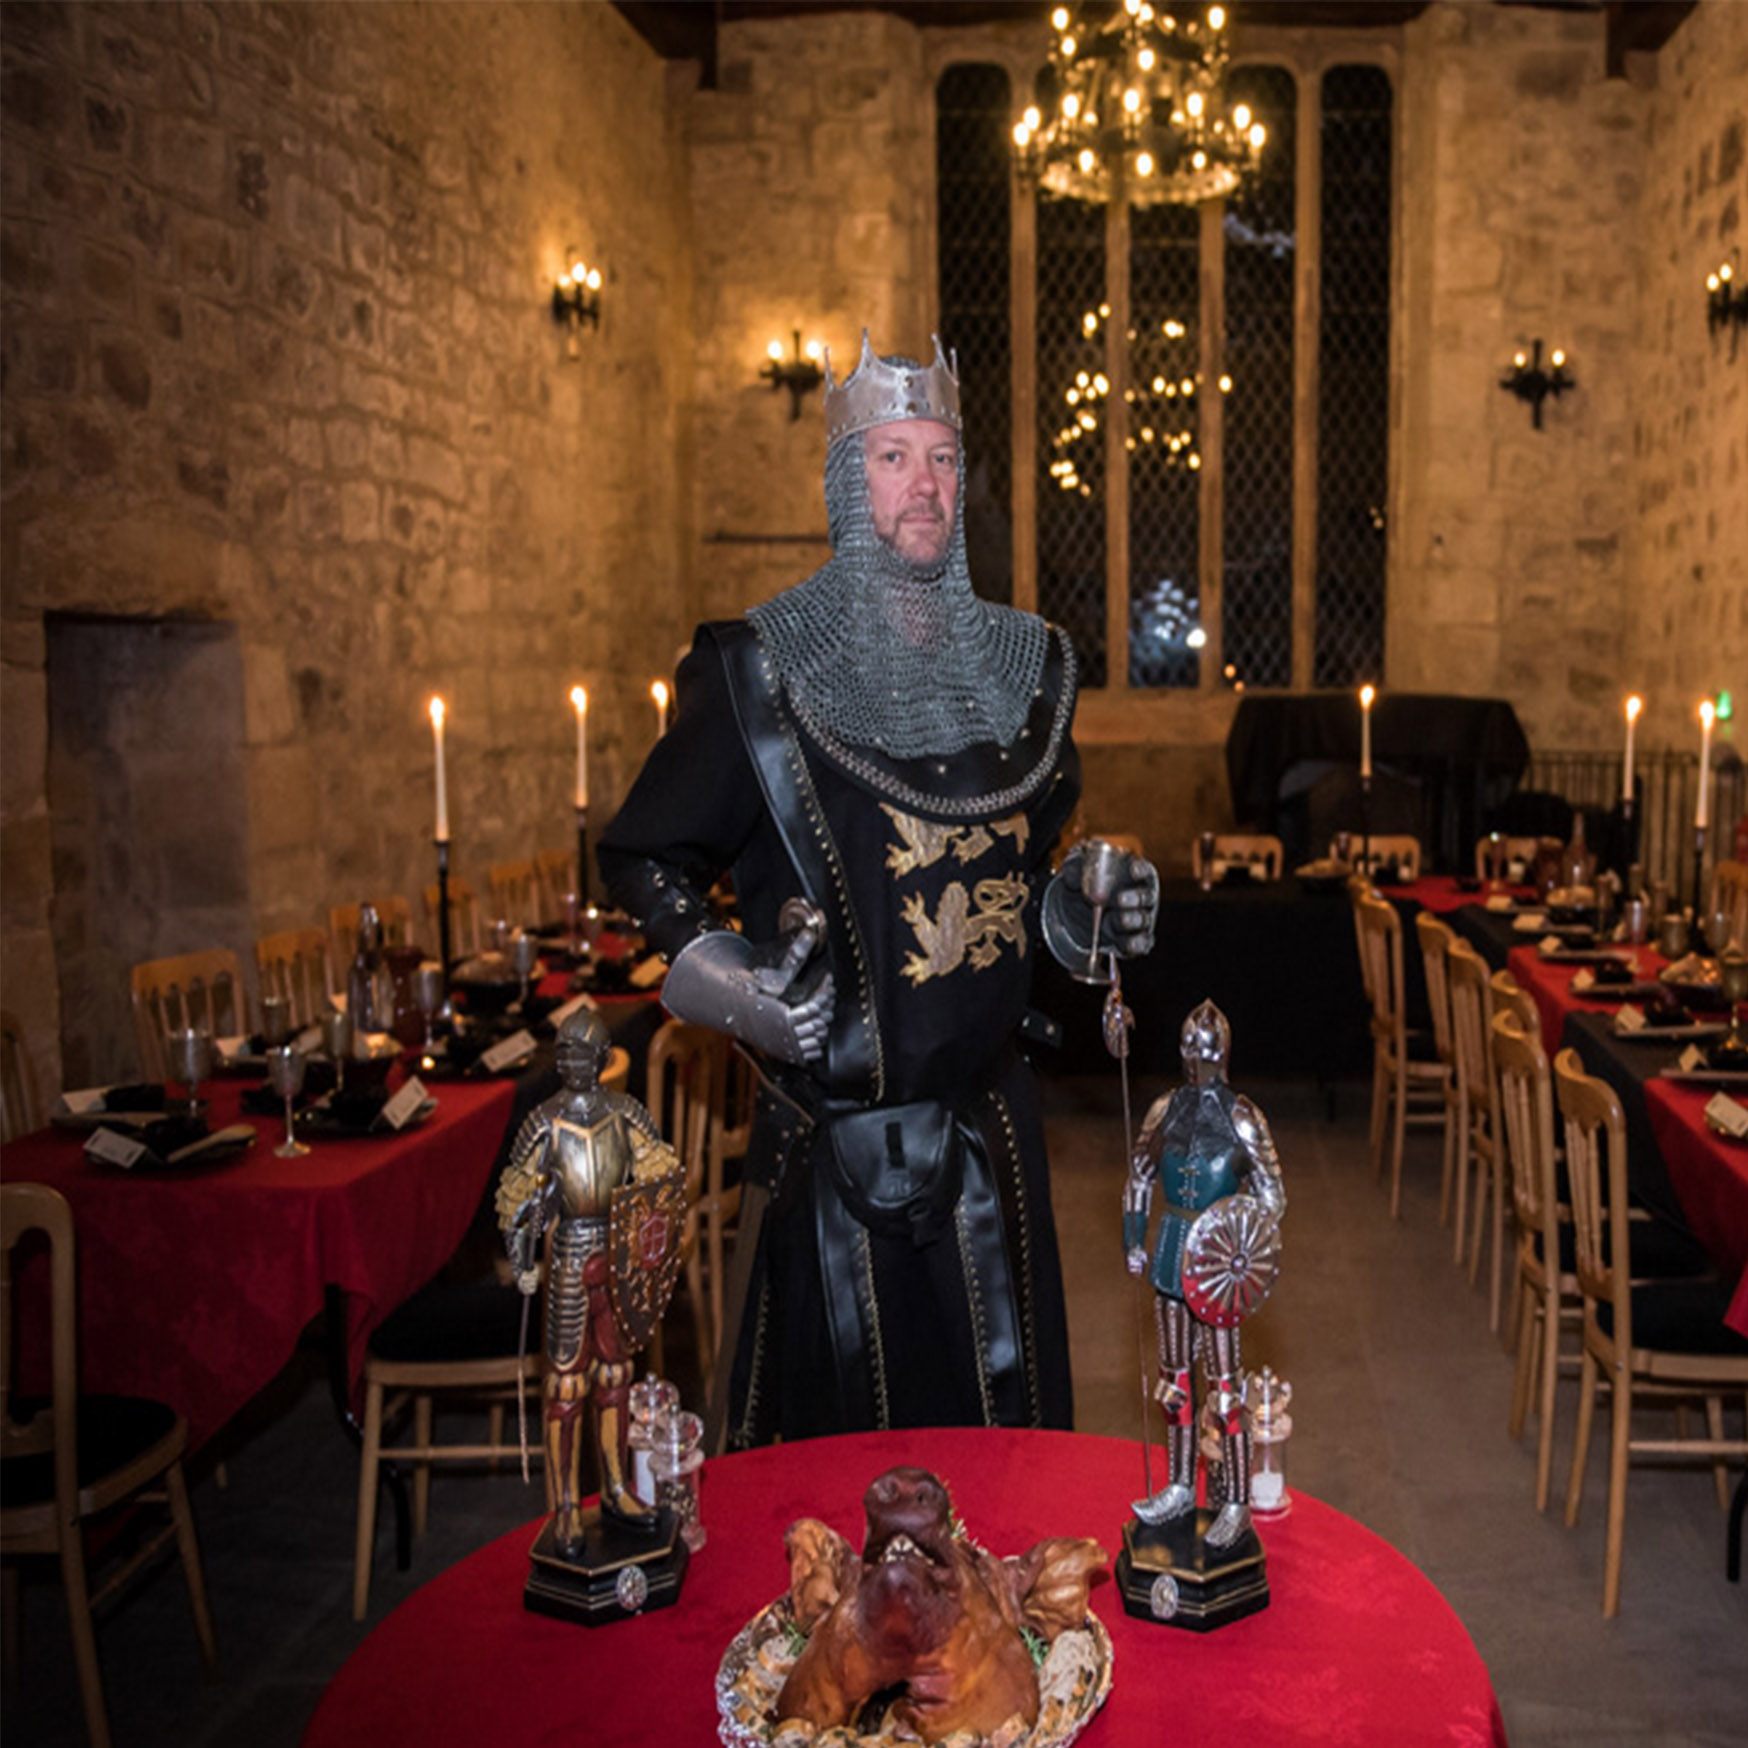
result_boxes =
[486,860,541,932]
[646,1021,744,1390]
[1553,1050,1748,1616]
[1489,968,1541,1042]
[1474,833,1541,882]
[1192,833,1284,882]
[1711,859,1748,951]
[534,848,577,924]
[1337,834,1422,882]
[254,927,335,1030]
[2,1183,218,1746]
[1351,887,1449,1219]
[1,1012,41,1143]
[1447,939,1507,1330]
[129,950,248,1083]
[420,880,482,960]
[351,1275,540,1620]
[1412,913,1463,1241]
[1493,1011,1576,1511]
[329,897,416,964]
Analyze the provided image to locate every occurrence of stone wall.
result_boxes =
[2,1,694,1089]
[1626,0,1747,764]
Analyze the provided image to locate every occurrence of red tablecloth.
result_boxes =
[304,1427,1507,1748]
[1503,944,1664,1053]
[2,1074,515,1449]
[1383,876,1532,915]
[1644,1079,1748,1337]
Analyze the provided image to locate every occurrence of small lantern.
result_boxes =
[1248,1367,1293,1517]
[628,1375,680,1507]
[651,1408,707,1552]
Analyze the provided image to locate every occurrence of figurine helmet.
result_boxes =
[1180,999,1231,1084]
[555,1005,611,1090]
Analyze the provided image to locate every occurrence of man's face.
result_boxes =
[862,419,958,566]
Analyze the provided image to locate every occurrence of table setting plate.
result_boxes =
[295,1095,438,1139]
[1538,946,1631,965]
[1658,1067,1748,1088]
[1611,1020,1727,1043]
[85,1123,258,1173]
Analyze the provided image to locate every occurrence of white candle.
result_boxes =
[651,679,670,737]
[1696,699,1715,829]
[1622,695,1641,803]
[1359,684,1375,780]
[429,697,449,843]
[570,685,588,810]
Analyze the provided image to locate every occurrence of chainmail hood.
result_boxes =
[748,362,1049,763]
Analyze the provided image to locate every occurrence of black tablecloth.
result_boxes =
[1448,904,1527,972]
[1226,694,1530,875]
[1033,876,1368,1079]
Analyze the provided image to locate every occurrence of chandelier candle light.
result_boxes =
[1012,1,1267,208]
[570,686,590,908]
[430,696,453,981]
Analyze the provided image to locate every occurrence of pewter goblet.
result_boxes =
[1658,910,1689,961]
[1702,910,1733,956]
[1079,838,1129,984]
[508,930,540,1009]
[321,1007,351,1096]
[1721,949,1748,1052]
[166,1027,213,1120]
[267,1044,310,1158]
[261,992,293,1049]
[415,961,445,1054]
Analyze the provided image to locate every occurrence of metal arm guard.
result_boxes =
[661,907,833,1067]
[1041,848,1160,970]
[1231,1094,1287,1222]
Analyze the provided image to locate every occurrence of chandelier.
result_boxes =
[1012,1,1267,206]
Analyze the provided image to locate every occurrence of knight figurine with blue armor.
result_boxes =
[1125,999,1285,1552]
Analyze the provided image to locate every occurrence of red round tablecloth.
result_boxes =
[304,1426,1507,1747]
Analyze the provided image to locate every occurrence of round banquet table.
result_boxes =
[304,1427,1507,1747]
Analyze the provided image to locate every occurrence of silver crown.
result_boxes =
[823,330,961,445]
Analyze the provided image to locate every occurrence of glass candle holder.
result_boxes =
[651,1408,706,1552]
[627,1376,680,1508]
[1247,1366,1294,1518]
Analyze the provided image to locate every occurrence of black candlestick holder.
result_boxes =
[436,838,453,984]
[1360,774,1373,880]
[1693,824,1708,921]
[576,806,591,911]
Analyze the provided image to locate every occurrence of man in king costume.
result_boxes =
[599,333,1157,1446]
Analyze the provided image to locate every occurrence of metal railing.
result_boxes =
[1523,746,1745,907]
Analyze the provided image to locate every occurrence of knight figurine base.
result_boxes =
[523,1505,688,1626]
[1115,1510,1269,1632]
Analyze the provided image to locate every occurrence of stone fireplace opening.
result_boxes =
[46,613,253,1086]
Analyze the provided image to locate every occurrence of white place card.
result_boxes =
[215,1035,251,1063]
[1703,1092,1748,1139]
[58,1086,113,1116]
[1485,894,1515,913]
[546,992,596,1030]
[85,1126,148,1169]
[1538,935,1565,956]
[480,1031,536,1075]
[378,1077,429,1132]
[629,956,666,990]
[1513,912,1547,932]
[1614,1004,1646,1033]
[1678,1043,1707,1073]
[1571,969,1596,992]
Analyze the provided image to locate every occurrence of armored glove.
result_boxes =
[1042,841,1160,971]
[662,898,833,1066]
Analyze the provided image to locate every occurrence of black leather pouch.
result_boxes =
[824,1100,963,1247]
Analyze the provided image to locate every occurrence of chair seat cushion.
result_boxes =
[1597,1276,1748,1355]
[1,1394,178,1507]
[369,1277,528,1366]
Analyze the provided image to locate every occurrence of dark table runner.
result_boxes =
[1034,876,1368,1080]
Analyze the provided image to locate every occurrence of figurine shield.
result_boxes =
[1181,1196,1281,1329]
[607,1174,687,1355]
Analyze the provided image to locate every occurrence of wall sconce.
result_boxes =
[552,252,602,358]
[1499,339,1573,430]
[1706,253,1746,358]
[761,329,824,421]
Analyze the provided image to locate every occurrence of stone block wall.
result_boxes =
[2,2,694,1089]
[1626,0,1747,764]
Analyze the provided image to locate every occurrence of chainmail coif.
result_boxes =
[748,381,1050,762]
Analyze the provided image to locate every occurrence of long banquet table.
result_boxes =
[2,1073,516,1450]
[302,1426,1508,1748]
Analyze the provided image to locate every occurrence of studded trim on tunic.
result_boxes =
[991,1089,1042,1428]
[954,1197,997,1427]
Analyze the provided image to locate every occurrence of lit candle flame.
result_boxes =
[1625,695,1642,723]
[1701,699,1716,729]
[651,680,670,712]
[570,685,587,716]
[1360,685,1375,709]
[429,696,445,728]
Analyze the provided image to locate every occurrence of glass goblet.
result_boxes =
[166,1027,214,1120]
[415,961,445,1054]
[1078,839,1128,984]
[562,890,582,956]
[261,992,294,1050]
[1720,949,1748,1051]
[266,1044,310,1158]
[1702,910,1732,956]
[508,930,540,1009]
[1334,830,1353,870]
[321,1007,351,1096]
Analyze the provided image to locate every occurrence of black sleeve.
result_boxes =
[596,625,766,960]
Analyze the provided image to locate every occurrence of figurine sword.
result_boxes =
[1101,953,1151,1499]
